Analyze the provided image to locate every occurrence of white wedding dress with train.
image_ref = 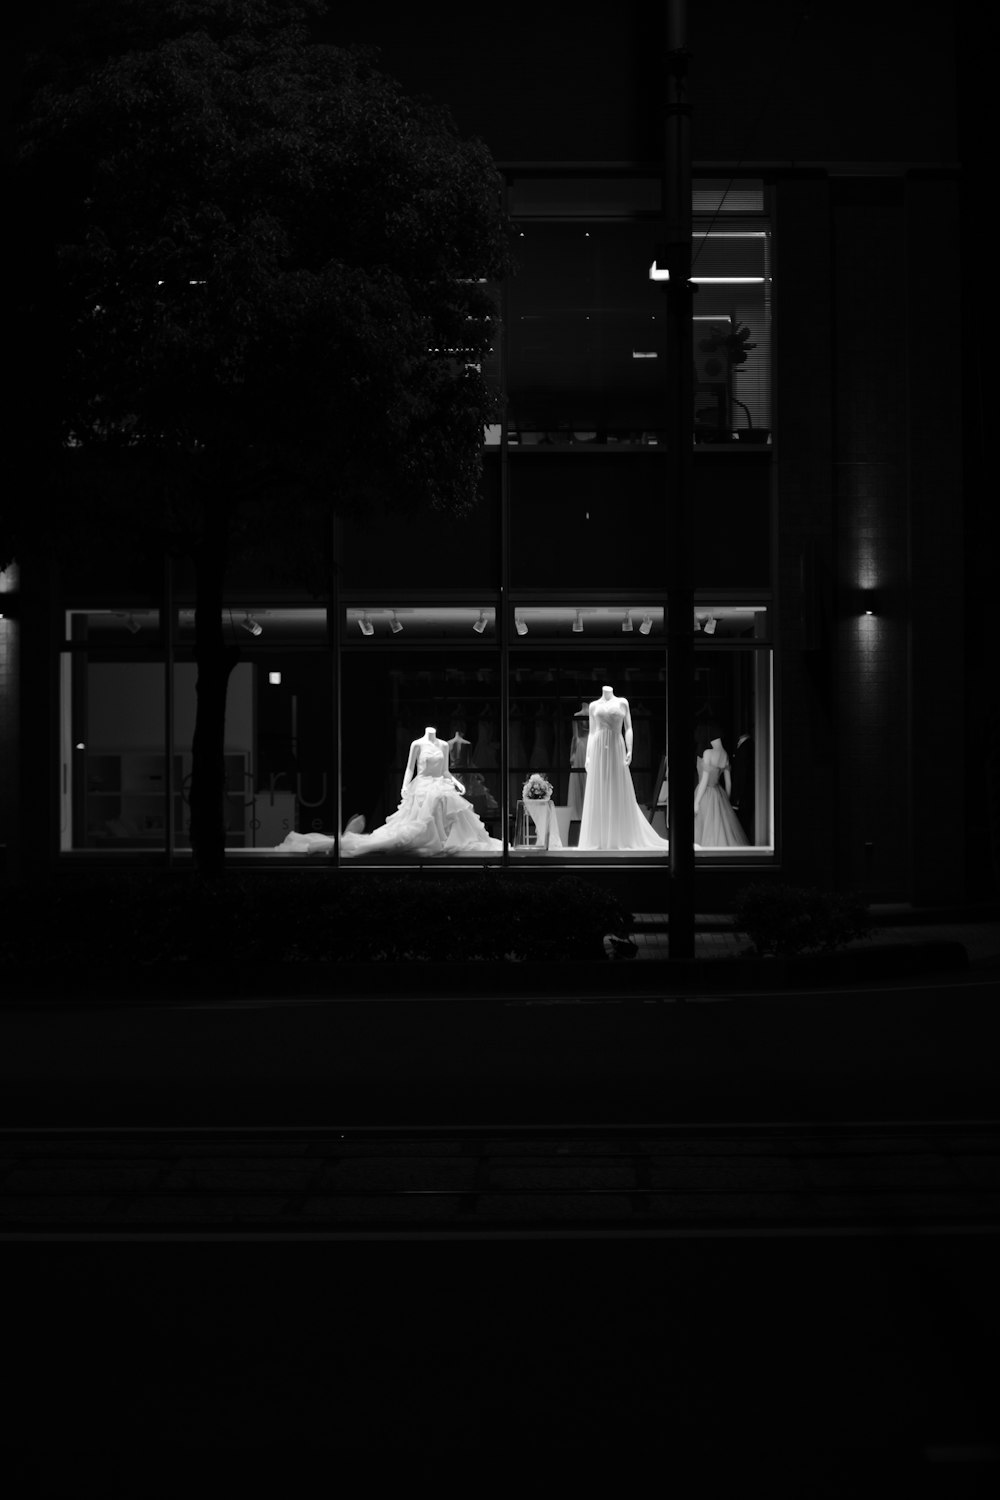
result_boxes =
[275,741,502,857]
[578,699,671,852]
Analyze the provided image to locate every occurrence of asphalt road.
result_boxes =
[2,970,997,1128]
[3,974,998,1492]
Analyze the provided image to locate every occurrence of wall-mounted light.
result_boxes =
[639,615,653,636]
[268,671,282,686]
[515,616,528,636]
[241,612,263,636]
[622,610,633,633]
[390,612,403,634]
[358,612,374,636]
[703,616,717,635]
[572,611,584,633]
[472,612,488,635]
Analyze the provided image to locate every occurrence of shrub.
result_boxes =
[732,881,874,958]
[0,871,631,965]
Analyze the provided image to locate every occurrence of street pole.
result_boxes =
[663,0,695,960]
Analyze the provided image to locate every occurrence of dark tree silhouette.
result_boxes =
[5,0,511,874]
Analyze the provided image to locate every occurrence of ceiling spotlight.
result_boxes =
[390,612,403,634]
[515,616,528,636]
[638,615,652,636]
[622,611,633,633]
[358,612,374,636]
[125,613,141,635]
[572,611,584,634]
[241,612,263,636]
[472,612,488,635]
[703,616,717,635]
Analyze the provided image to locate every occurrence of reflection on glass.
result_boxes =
[61,656,168,849]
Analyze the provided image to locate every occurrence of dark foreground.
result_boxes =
[3,964,999,1494]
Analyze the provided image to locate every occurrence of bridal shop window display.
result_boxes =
[276,726,502,857]
[578,686,670,852]
[508,607,667,857]
[333,607,502,860]
[691,606,773,851]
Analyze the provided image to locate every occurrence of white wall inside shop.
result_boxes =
[87,663,253,750]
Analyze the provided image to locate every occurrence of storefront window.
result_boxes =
[508,647,667,857]
[335,605,502,861]
[693,605,772,850]
[61,611,167,850]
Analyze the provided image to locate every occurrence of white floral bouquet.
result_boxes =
[522,772,554,802]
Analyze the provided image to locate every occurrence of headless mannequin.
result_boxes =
[447,726,472,768]
[587,685,633,770]
[401,727,464,797]
[694,735,731,814]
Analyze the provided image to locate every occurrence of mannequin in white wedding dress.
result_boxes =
[275,727,502,856]
[577,687,671,851]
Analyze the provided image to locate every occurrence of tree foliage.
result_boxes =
[8,0,512,583]
[6,0,512,873]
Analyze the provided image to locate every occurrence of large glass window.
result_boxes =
[692,604,773,851]
[338,606,501,861]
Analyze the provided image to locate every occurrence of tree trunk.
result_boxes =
[189,502,240,877]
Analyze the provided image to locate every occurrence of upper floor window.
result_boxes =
[504,177,771,447]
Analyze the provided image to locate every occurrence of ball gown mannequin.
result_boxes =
[577,687,671,851]
[693,737,748,847]
[275,727,502,856]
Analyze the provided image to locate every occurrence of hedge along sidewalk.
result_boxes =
[0,939,971,1005]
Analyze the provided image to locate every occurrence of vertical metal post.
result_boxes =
[664,0,695,959]
[329,509,342,868]
[164,555,175,868]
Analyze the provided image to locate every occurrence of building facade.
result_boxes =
[1,2,986,910]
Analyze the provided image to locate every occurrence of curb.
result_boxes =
[0,940,973,1004]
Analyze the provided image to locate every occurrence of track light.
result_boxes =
[241,612,263,636]
[472,612,488,634]
[390,612,403,634]
[358,612,374,636]
[703,616,717,635]
[572,611,584,633]
[515,616,528,636]
[622,611,633,633]
[639,615,652,636]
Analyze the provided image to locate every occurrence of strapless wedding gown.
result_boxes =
[275,744,502,856]
[578,702,670,851]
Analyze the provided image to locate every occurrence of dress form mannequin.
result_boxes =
[276,723,501,856]
[446,724,472,770]
[402,726,464,796]
[587,685,633,770]
[578,686,669,851]
[693,735,748,847]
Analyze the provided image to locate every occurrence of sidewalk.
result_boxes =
[630,906,1000,968]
